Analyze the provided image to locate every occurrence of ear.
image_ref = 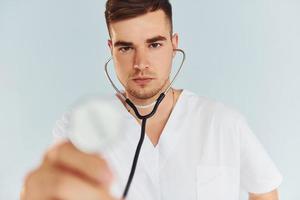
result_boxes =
[171,33,179,57]
[108,39,113,54]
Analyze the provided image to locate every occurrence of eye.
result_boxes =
[149,43,162,49]
[118,46,133,53]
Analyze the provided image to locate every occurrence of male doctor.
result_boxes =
[21,0,282,199]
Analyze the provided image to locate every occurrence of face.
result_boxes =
[108,10,178,100]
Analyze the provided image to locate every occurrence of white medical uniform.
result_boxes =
[53,90,282,200]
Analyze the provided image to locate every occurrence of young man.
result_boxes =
[21,0,282,199]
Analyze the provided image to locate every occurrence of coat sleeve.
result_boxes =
[237,115,283,194]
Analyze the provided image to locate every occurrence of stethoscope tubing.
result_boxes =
[103,49,186,198]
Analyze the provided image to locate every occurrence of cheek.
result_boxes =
[153,50,173,77]
[113,59,130,83]
[114,51,133,67]
[113,50,133,73]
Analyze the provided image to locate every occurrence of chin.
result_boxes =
[126,86,162,100]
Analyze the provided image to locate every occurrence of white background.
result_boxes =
[0,0,299,199]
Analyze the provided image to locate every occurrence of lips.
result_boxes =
[132,77,154,85]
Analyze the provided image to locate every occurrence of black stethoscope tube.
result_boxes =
[122,93,166,198]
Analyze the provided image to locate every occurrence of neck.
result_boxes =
[126,89,165,110]
[123,87,175,119]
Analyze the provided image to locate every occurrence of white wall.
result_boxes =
[1,0,299,199]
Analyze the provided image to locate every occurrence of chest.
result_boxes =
[105,122,241,200]
[145,117,169,146]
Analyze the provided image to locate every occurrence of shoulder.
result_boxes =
[183,89,244,125]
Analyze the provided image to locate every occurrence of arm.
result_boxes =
[249,189,279,200]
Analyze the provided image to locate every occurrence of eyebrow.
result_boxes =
[146,35,167,43]
[113,41,133,47]
[113,35,167,47]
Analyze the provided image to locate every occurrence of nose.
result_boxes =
[133,48,150,70]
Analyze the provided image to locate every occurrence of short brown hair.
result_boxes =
[105,0,173,36]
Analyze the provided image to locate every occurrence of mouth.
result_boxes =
[132,77,154,85]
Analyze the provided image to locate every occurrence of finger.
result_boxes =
[49,167,116,200]
[45,141,113,185]
[21,165,60,200]
[21,169,39,200]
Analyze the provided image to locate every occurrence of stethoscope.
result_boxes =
[104,48,186,199]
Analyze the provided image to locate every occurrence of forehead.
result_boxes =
[109,10,171,42]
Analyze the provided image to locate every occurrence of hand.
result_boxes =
[21,141,117,200]
[249,189,279,200]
